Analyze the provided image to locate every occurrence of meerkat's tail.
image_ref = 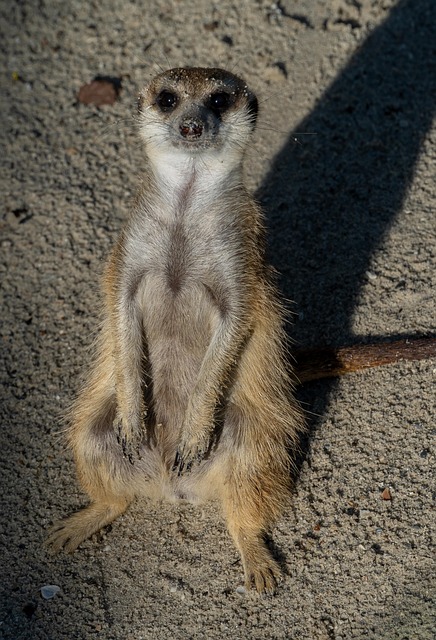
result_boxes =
[294,335,436,383]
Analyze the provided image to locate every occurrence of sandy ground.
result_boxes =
[1,0,435,638]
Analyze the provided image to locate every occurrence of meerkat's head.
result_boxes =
[137,67,258,170]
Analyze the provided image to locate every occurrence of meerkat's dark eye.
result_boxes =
[207,92,232,112]
[156,90,178,112]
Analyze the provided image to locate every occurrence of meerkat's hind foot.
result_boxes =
[46,498,130,554]
[242,542,282,594]
[225,497,283,594]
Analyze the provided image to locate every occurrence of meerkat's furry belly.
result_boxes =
[141,272,220,393]
[137,273,223,501]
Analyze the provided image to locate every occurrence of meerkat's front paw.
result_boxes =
[113,410,145,464]
[173,430,213,475]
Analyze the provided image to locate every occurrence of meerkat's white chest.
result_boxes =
[127,154,240,276]
[150,150,234,206]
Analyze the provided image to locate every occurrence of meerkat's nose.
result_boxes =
[179,120,204,139]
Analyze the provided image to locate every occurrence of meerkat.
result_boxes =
[48,67,305,593]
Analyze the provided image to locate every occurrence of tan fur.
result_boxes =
[47,68,305,593]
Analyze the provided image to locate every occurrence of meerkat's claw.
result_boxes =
[173,439,209,476]
[120,436,138,465]
[123,439,142,465]
[172,450,182,472]
[173,449,194,476]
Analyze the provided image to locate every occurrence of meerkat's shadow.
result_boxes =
[257,0,436,469]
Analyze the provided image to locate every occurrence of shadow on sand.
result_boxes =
[257,0,435,435]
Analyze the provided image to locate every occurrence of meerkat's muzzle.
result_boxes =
[179,119,204,140]
[176,105,219,145]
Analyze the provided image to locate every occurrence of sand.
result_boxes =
[1,0,434,638]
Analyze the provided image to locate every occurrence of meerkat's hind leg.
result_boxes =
[221,460,287,593]
[224,502,282,594]
[47,349,135,554]
[47,497,131,553]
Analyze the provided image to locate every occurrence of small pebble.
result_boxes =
[40,585,61,600]
[235,585,246,595]
[381,488,392,500]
